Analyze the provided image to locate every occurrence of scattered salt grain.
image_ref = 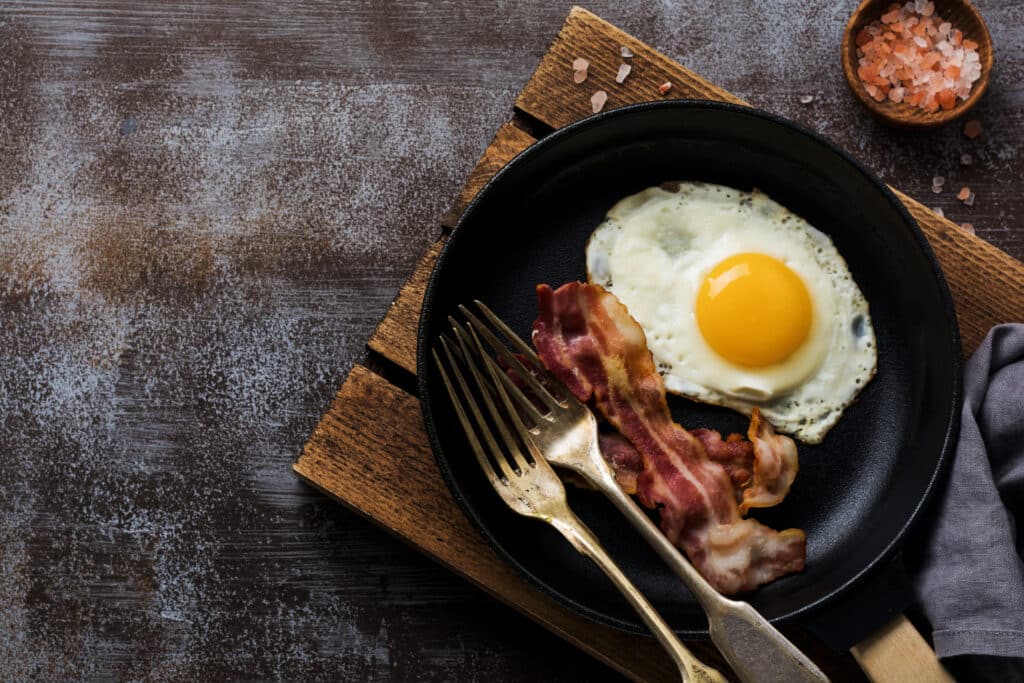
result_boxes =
[957,186,970,201]
[658,81,673,95]
[960,152,973,165]
[933,207,944,217]
[855,3,983,112]
[960,222,975,234]
[964,192,976,207]
[572,57,589,84]
[621,46,634,59]
[799,94,815,104]
[931,184,943,194]
[933,175,945,187]
[591,90,608,113]
[963,119,982,139]
[615,63,632,84]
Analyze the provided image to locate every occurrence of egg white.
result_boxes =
[586,182,877,444]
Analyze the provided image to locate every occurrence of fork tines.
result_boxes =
[433,317,538,482]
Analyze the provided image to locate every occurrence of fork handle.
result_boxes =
[581,461,829,683]
[550,512,728,683]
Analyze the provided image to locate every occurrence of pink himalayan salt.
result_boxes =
[855,1,982,112]
[591,90,608,113]
[572,57,589,84]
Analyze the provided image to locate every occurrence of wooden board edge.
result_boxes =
[367,238,446,374]
[515,6,745,129]
[443,121,539,228]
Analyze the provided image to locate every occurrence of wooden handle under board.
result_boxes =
[850,614,955,683]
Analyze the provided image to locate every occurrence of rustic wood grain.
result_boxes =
[896,189,1024,351]
[444,122,539,228]
[367,123,538,374]
[850,615,955,683]
[516,7,744,128]
[367,237,445,375]
[294,365,681,683]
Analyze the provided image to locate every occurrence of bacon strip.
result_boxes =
[533,282,805,594]
[742,409,799,513]
[692,428,755,494]
[598,432,643,495]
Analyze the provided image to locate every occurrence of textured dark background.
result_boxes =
[1,1,1021,680]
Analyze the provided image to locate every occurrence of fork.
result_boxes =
[434,323,729,683]
[459,301,830,683]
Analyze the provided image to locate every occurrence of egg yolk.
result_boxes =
[696,253,812,367]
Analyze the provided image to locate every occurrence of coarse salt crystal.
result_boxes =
[615,63,632,84]
[960,153,973,165]
[573,58,589,71]
[960,222,975,234]
[933,207,944,217]
[933,175,945,186]
[931,184,943,194]
[856,4,983,113]
[957,186,970,200]
[800,94,815,104]
[621,46,634,58]
[574,68,588,84]
[658,81,673,95]
[591,90,608,113]
[965,192,976,207]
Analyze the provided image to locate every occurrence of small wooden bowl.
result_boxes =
[841,0,993,127]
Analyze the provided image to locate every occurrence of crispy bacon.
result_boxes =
[742,409,799,513]
[533,282,805,594]
[691,409,798,512]
[692,428,755,493]
[610,426,754,496]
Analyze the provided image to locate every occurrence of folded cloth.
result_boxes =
[913,324,1024,671]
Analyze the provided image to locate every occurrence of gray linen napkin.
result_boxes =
[913,324,1024,671]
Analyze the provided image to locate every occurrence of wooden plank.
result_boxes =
[368,238,445,374]
[850,615,955,683]
[516,6,744,129]
[896,190,1024,352]
[294,365,682,683]
[370,125,538,373]
[444,122,539,228]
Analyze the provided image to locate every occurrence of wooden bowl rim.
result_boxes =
[841,0,993,128]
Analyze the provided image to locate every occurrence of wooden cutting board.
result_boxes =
[294,7,1024,682]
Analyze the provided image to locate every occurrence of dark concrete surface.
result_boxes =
[1,1,1021,679]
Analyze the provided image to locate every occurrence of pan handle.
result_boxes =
[802,553,912,650]
[801,553,955,682]
[850,613,954,683]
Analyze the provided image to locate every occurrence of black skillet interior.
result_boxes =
[418,101,960,641]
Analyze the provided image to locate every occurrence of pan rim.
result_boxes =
[416,99,962,637]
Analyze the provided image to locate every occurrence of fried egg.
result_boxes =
[586,182,876,443]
